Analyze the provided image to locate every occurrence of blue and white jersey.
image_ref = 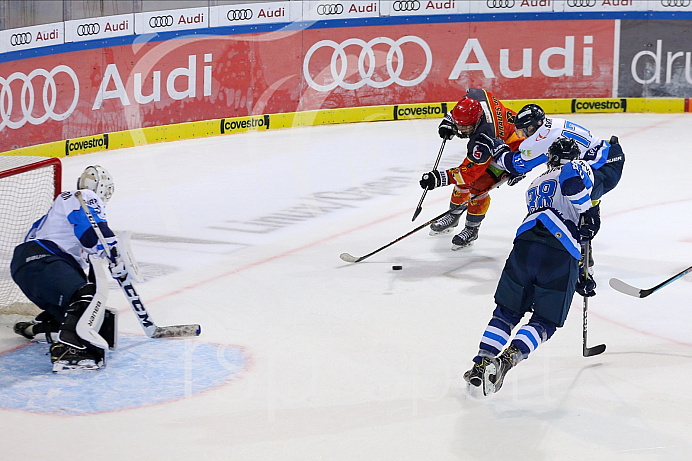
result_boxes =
[497,117,610,176]
[515,160,595,259]
[25,189,116,269]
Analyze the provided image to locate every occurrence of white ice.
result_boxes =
[2,113,692,460]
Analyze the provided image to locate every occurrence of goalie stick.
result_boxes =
[581,242,605,357]
[340,178,507,263]
[75,191,201,338]
[609,265,692,298]
[412,138,446,222]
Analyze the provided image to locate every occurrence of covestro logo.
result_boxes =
[571,99,627,112]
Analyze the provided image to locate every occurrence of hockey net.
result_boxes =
[0,156,61,316]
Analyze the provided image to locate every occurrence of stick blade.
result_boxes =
[609,278,643,298]
[340,253,360,263]
[583,343,606,357]
[151,324,201,338]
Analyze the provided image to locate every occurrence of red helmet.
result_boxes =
[451,97,483,126]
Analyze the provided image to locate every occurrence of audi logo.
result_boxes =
[316,4,344,15]
[303,36,432,91]
[486,0,515,8]
[227,8,253,21]
[0,65,79,130]
[10,32,32,46]
[660,0,691,6]
[393,1,421,11]
[149,15,174,28]
[566,0,597,6]
[77,23,100,36]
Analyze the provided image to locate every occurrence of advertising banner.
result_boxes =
[618,20,692,97]
[209,2,298,27]
[299,20,615,110]
[0,19,615,152]
[134,7,208,35]
[65,14,134,43]
[0,22,64,54]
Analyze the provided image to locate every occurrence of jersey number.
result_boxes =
[527,179,557,212]
[561,121,591,148]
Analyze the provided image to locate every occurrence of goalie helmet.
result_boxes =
[547,137,580,167]
[77,165,114,204]
[515,103,545,138]
[451,96,483,136]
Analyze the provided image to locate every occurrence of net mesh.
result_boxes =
[0,156,60,316]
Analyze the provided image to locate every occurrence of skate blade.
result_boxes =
[482,362,498,396]
[52,361,102,373]
[451,241,475,251]
[429,227,456,236]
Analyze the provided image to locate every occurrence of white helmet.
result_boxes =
[77,165,114,204]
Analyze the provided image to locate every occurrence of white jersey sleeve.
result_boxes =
[497,117,610,175]
[26,189,116,269]
[515,160,595,259]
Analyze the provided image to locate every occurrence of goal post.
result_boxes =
[0,156,62,316]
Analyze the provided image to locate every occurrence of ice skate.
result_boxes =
[429,208,464,236]
[463,357,492,388]
[482,344,520,395]
[50,342,103,373]
[451,225,479,250]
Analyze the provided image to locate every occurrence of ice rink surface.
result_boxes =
[1,113,692,460]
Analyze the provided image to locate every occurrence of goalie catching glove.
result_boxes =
[419,170,449,190]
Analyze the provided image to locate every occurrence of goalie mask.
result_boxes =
[77,165,114,204]
[547,137,580,167]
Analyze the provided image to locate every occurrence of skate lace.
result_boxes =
[437,213,457,226]
[458,227,475,239]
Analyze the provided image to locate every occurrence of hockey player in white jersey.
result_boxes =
[497,103,624,202]
[463,138,600,395]
[11,165,125,372]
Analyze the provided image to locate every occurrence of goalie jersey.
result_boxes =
[516,159,595,260]
[25,189,117,269]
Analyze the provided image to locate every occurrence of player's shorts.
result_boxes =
[11,241,87,319]
[493,238,579,327]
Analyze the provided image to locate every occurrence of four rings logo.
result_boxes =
[0,65,79,130]
[661,0,691,6]
[149,15,174,28]
[486,0,515,7]
[316,4,344,15]
[227,8,253,21]
[303,36,433,91]
[10,32,32,46]
[566,0,597,6]
[393,1,421,11]
[77,23,100,36]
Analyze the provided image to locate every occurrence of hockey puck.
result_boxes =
[392,265,403,270]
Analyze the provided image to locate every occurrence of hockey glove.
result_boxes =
[419,170,448,190]
[108,246,128,280]
[507,173,526,186]
[438,119,458,140]
[579,203,601,242]
[576,270,596,297]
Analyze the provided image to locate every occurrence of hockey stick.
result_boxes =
[609,266,692,298]
[412,139,446,221]
[581,242,605,357]
[75,191,201,338]
[340,177,507,263]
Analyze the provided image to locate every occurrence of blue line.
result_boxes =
[2,11,692,63]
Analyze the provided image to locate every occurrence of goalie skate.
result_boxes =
[50,343,104,373]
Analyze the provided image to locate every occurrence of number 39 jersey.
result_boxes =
[497,117,610,176]
[515,160,595,260]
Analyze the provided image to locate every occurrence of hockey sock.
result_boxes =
[475,305,522,362]
[510,319,556,361]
